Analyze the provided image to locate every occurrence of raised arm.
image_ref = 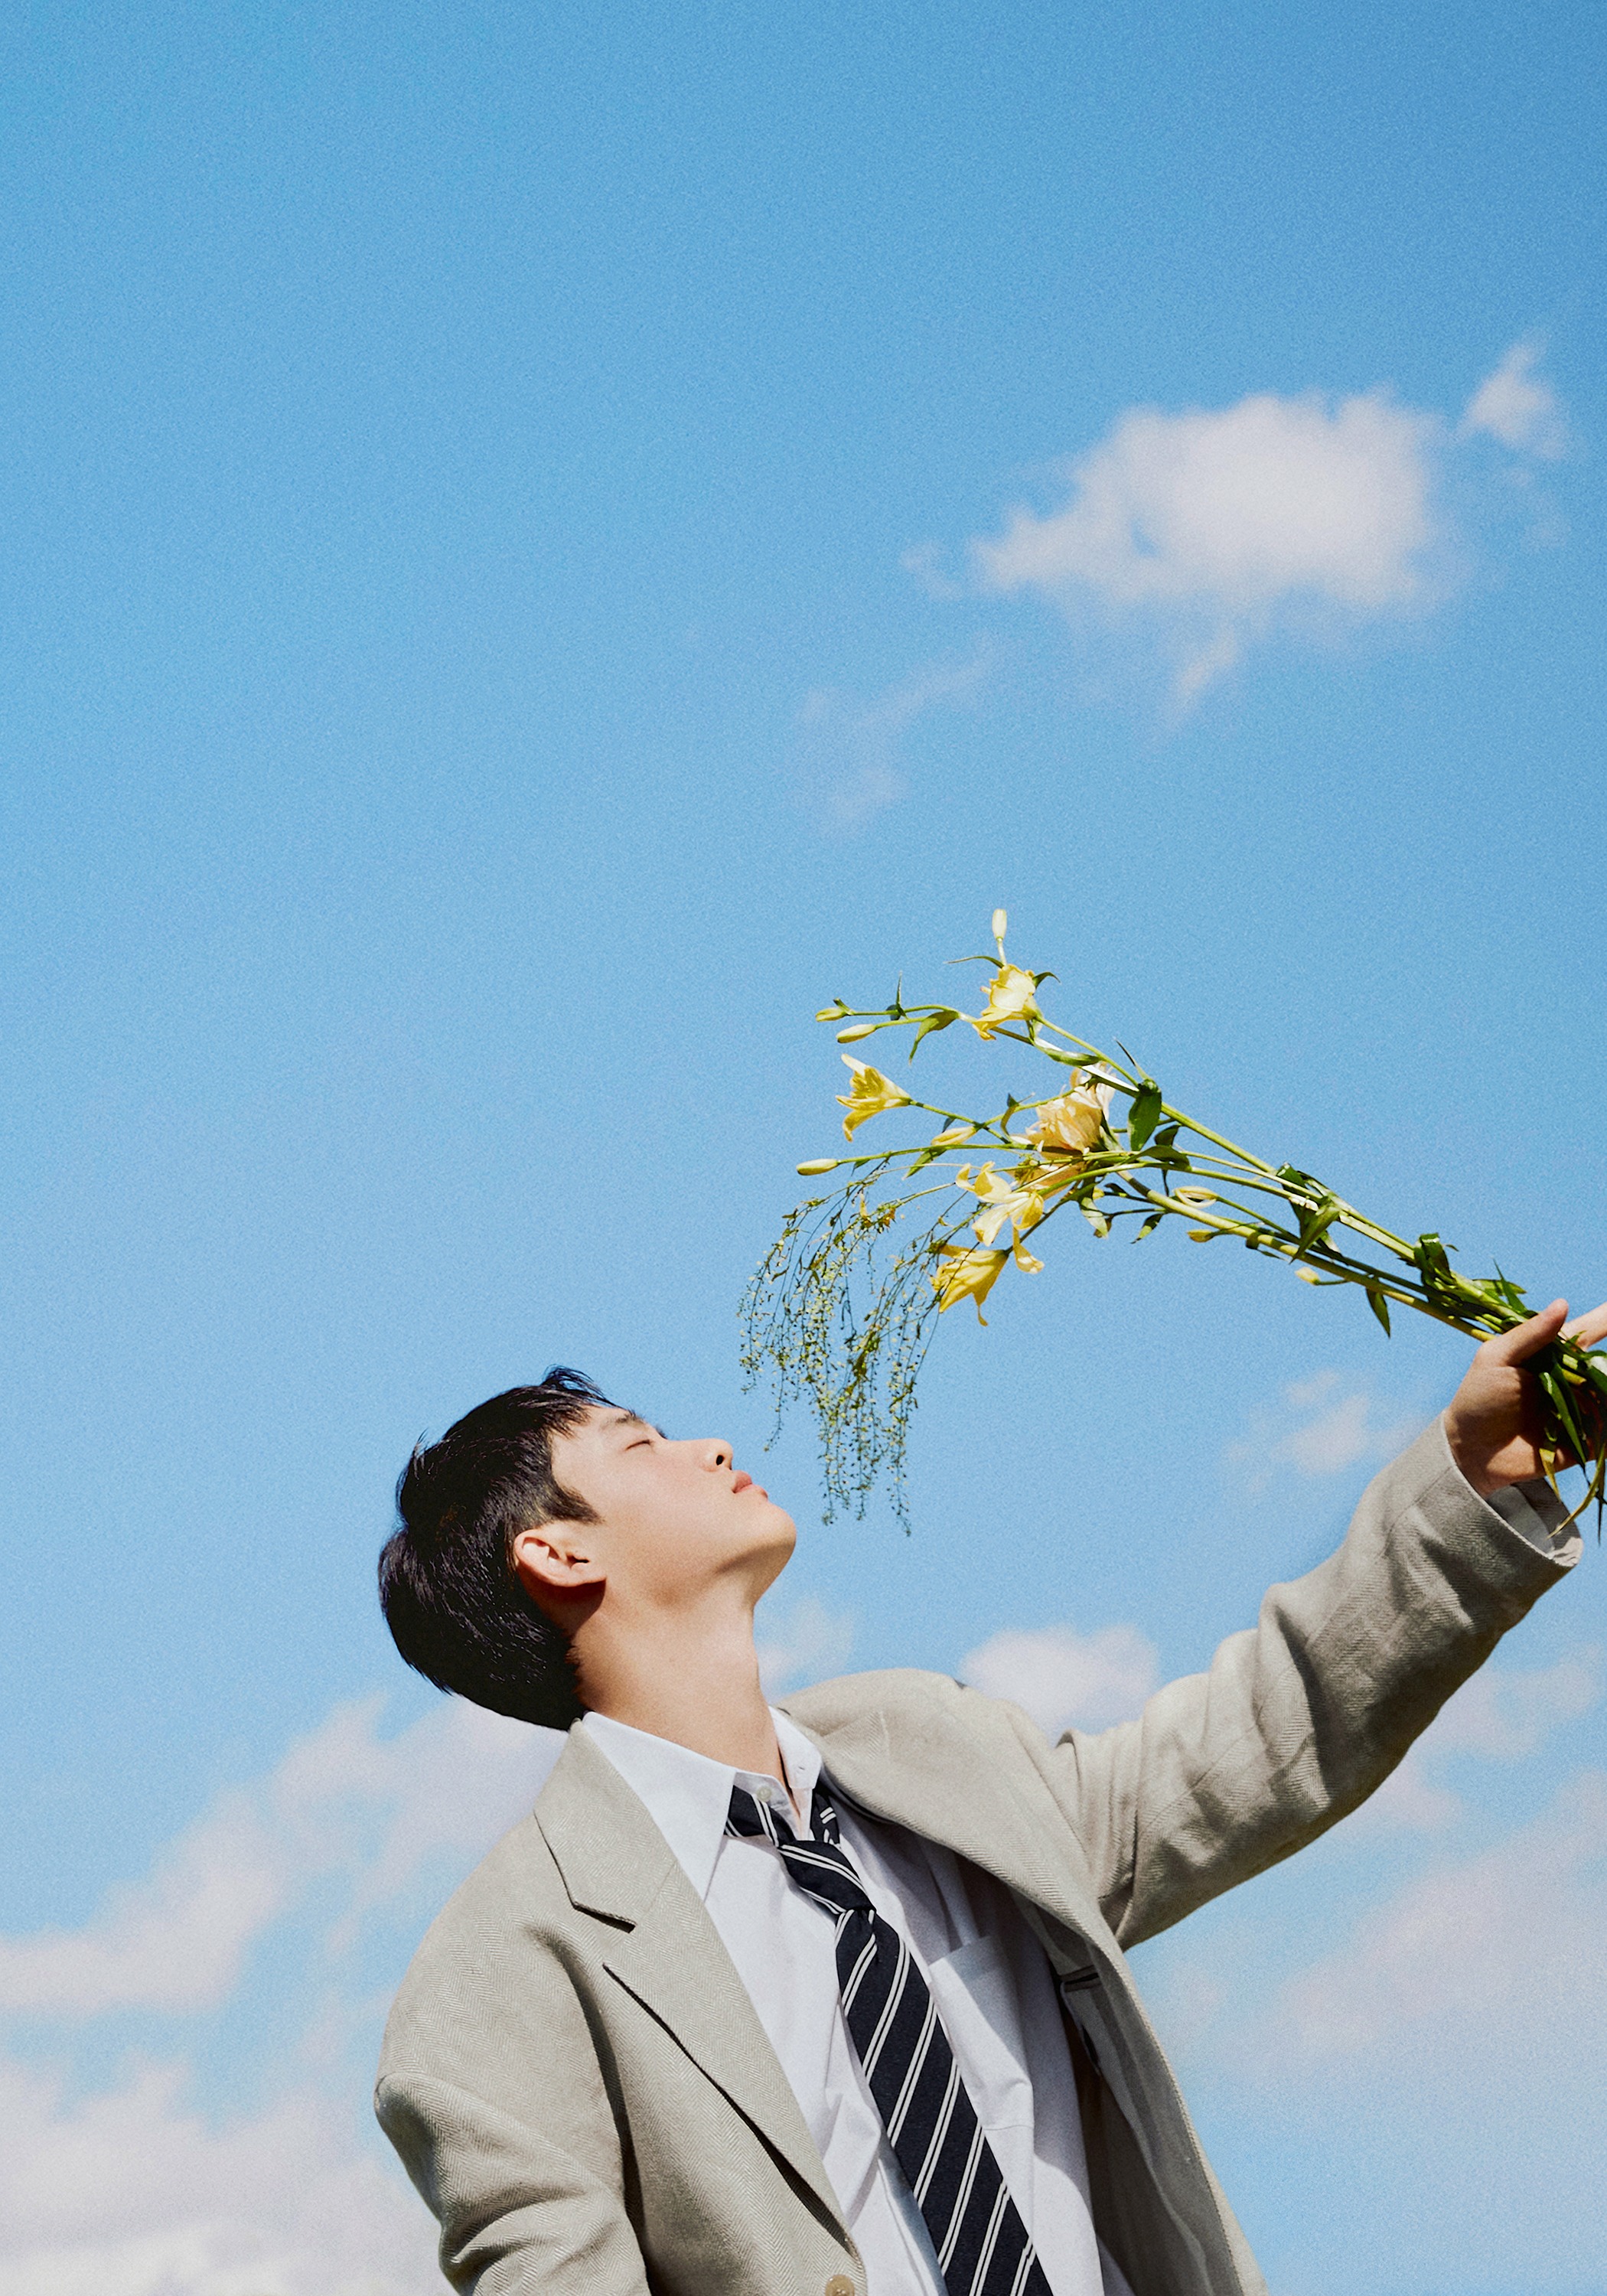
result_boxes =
[1058,1300,1599,1948]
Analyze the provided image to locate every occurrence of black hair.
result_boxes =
[378,1367,613,1727]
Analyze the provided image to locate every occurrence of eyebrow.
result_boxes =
[608,1410,667,1439]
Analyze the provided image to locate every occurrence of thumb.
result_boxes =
[1482,1300,1570,1367]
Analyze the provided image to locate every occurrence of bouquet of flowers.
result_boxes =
[742,912,1607,1530]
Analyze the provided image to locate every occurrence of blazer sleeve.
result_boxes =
[1043,1416,1579,1949]
[375,2069,652,2296]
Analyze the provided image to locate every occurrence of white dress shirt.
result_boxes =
[583,1707,1133,2296]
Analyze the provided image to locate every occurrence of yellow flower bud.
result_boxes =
[796,1159,841,1175]
[992,908,1008,941]
[836,1022,879,1042]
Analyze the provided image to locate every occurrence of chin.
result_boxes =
[750,1503,797,1586]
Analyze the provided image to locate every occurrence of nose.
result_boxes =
[703,1439,733,1472]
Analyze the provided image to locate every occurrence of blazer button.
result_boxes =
[825,2278,856,2296]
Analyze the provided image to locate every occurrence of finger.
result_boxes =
[1483,1299,1570,1366]
[1563,1300,1607,1350]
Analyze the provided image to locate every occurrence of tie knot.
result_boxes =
[725,1779,789,1845]
[725,1781,870,1918]
[725,1779,844,1845]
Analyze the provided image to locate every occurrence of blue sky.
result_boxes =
[1,3,1604,2289]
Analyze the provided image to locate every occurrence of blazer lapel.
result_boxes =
[536,1727,844,2229]
[781,1675,1107,1948]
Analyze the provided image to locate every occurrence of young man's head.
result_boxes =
[379,1369,795,1727]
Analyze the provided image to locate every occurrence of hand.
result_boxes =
[1443,1298,1607,1498]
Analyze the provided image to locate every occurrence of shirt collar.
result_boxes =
[581,1707,823,1902]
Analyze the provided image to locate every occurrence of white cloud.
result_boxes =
[1225,1369,1423,1496]
[1459,339,1567,458]
[1252,1769,1607,2069]
[0,2048,438,2296]
[976,390,1437,612]
[1426,1644,1599,1760]
[1345,1645,1601,1835]
[0,1795,288,2021]
[1350,1753,1465,1835]
[1144,1653,1606,2075]
[0,1696,567,2292]
[757,1594,856,1692]
[961,1619,1159,1737]
[0,1698,562,2017]
[795,651,989,830]
[1141,1736,1607,2285]
[900,540,966,600]
[964,345,1567,701]
[972,388,1439,700]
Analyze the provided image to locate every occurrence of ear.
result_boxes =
[511,1524,605,1606]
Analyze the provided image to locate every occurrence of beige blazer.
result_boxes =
[376,1422,1574,2296]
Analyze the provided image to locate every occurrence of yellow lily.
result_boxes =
[836,1057,912,1140]
[956,1163,1050,1259]
[1021,1076,1113,1161]
[931,1244,1009,1321]
[971,964,1041,1040]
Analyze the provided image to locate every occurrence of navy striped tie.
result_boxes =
[727,1780,1052,2296]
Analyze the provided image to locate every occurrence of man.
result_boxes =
[374,1299,1599,2296]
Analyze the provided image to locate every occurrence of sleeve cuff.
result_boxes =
[1485,1478,1580,1561]
[1437,1413,1583,1567]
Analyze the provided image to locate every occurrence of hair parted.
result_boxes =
[378,1367,614,1727]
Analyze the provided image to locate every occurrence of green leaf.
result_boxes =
[1133,1212,1165,1242]
[1537,1368,1586,1469]
[1128,1081,1163,1151]
[1297,1199,1341,1254]
[908,1008,959,1060]
[1576,1350,1607,1397]
[1366,1287,1392,1336]
[1152,1123,1180,1152]
[1413,1231,1453,1278]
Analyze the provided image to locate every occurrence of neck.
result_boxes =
[572,1582,783,1783]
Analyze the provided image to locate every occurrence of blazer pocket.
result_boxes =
[926,1935,1034,2131]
